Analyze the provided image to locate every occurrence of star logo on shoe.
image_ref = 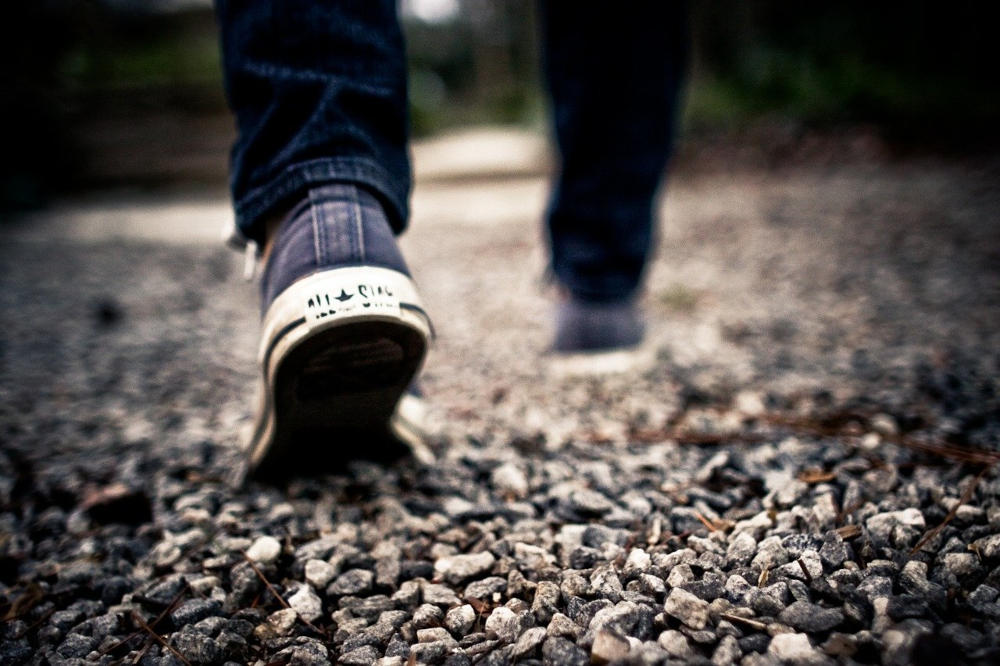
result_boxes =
[334,289,354,302]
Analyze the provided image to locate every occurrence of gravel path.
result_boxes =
[1,154,999,665]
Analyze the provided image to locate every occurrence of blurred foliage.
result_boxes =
[404,0,544,136]
[686,1,1000,144]
[1,0,997,209]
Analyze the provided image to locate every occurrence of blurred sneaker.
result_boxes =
[247,184,432,479]
[551,297,644,352]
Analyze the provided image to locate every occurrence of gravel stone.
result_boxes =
[511,626,546,659]
[546,612,581,639]
[664,588,710,630]
[818,533,849,570]
[727,532,757,566]
[409,639,454,663]
[263,608,298,638]
[340,645,380,665]
[484,607,521,643]
[778,601,844,633]
[623,548,651,574]
[288,584,324,622]
[658,630,695,659]
[882,619,933,666]
[531,580,561,624]
[492,463,529,498]
[636,573,667,597]
[413,603,445,629]
[192,615,227,637]
[57,633,98,659]
[329,569,374,596]
[246,535,282,564]
[422,582,462,607]
[305,559,337,588]
[590,566,624,602]
[514,542,557,569]
[417,627,455,643]
[588,601,640,635]
[712,634,742,666]
[271,637,332,665]
[170,626,220,664]
[866,509,926,548]
[591,628,631,664]
[542,636,589,666]
[768,633,825,664]
[434,551,496,585]
[569,489,615,515]
[444,605,476,636]
[464,576,507,601]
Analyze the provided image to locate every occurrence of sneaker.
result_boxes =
[247,184,432,479]
[551,297,644,352]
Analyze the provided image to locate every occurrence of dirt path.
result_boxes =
[1,143,998,664]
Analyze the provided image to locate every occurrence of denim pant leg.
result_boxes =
[541,1,687,302]
[216,0,409,244]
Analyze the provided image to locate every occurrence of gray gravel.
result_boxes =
[1,154,999,665]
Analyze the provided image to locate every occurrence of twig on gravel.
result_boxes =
[642,410,1000,468]
[910,466,989,556]
[718,612,769,632]
[694,511,717,532]
[9,607,55,642]
[131,610,192,666]
[100,583,188,659]
[763,412,1000,466]
[130,638,152,665]
[836,500,866,526]
[0,582,44,623]
[835,524,862,540]
[757,568,769,588]
[796,559,813,584]
[241,552,328,638]
[798,468,836,483]
[241,553,292,610]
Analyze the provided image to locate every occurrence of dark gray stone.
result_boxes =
[56,633,97,659]
[778,601,844,633]
[169,626,220,665]
[465,576,507,601]
[542,636,589,666]
[328,569,374,596]
[338,645,380,666]
[170,599,222,628]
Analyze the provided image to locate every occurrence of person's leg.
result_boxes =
[540,1,687,349]
[216,0,411,243]
[216,0,431,478]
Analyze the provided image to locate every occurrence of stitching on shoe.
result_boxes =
[309,190,326,265]
[351,186,366,262]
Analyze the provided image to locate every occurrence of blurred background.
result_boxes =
[2,0,997,212]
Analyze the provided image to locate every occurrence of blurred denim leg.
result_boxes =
[215,0,410,244]
[541,1,687,303]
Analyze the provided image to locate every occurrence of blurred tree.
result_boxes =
[688,1,999,144]
[2,0,996,208]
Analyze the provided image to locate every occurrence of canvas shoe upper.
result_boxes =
[246,183,432,479]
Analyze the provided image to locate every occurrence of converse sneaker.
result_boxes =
[551,297,644,352]
[247,184,432,478]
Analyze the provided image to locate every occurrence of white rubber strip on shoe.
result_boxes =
[258,265,431,366]
[247,266,432,468]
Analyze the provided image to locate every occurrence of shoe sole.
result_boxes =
[247,266,432,479]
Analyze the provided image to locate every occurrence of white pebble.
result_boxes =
[246,535,282,563]
[304,559,336,588]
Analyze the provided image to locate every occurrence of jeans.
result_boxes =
[217,0,686,302]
